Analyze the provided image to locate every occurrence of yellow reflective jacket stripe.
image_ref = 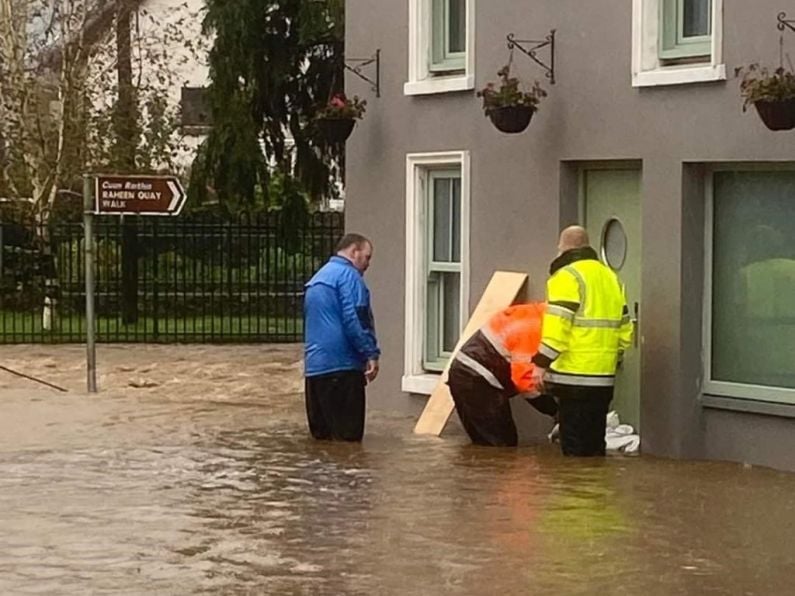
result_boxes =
[545,372,616,387]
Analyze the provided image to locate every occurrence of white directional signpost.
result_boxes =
[83,174,186,392]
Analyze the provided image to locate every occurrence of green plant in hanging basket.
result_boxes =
[316,93,367,143]
[477,65,547,134]
[736,63,795,131]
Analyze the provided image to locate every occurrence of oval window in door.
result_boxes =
[601,218,627,271]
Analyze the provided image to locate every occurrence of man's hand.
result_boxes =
[531,366,547,393]
[365,359,380,383]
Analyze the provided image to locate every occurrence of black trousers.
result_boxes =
[304,370,366,442]
[448,363,558,447]
[549,383,614,457]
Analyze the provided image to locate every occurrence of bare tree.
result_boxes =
[0,0,204,328]
[0,0,96,327]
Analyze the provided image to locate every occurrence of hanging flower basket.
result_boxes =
[316,93,366,143]
[753,98,795,131]
[488,105,535,134]
[316,118,357,143]
[477,65,546,134]
[736,64,795,131]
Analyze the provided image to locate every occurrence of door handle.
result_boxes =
[633,301,639,348]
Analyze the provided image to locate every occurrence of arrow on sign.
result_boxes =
[166,179,186,214]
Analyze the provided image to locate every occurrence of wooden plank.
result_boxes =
[413,271,529,436]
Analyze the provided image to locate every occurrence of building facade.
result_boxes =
[344,0,795,472]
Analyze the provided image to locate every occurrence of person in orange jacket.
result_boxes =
[446,302,558,446]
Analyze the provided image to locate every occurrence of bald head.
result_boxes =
[558,226,590,255]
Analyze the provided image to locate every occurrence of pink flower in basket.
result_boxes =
[318,93,367,120]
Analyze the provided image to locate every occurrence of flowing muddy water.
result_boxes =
[1,345,794,595]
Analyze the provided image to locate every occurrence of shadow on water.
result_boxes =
[0,391,794,595]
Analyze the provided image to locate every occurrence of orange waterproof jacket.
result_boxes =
[454,302,545,394]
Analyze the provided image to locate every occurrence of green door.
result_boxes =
[582,168,642,429]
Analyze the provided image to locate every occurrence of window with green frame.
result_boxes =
[660,0,711,61]
[430,0,466,73]
[424,170,462,371]
[709,170,795,403]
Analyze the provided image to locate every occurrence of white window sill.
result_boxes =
[404,74,475,96]
[401,373,442,395]
[632,63,726,87]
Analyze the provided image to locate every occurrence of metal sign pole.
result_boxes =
[83,175,97,393]
[80,171,184,393]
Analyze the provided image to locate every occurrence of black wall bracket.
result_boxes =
[345,49,381,97]
[775,13,795,68]
[506,30,556,84]
[778,11,795,33]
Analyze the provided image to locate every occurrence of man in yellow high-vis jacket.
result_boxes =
[531,226,633,456]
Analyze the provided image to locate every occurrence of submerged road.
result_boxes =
[0,345,793,594]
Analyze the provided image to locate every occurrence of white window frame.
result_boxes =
[403,151,471,395]
[405,0,475,96]
[703,165,795,406]
[632,0,725,88]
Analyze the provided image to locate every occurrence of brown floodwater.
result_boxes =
[1,346,794,595]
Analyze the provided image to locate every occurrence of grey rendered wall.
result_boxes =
[345,1,795,468]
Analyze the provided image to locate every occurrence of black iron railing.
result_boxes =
[0,211,343,343]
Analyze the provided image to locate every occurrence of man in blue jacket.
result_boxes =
[303,233,381,441]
